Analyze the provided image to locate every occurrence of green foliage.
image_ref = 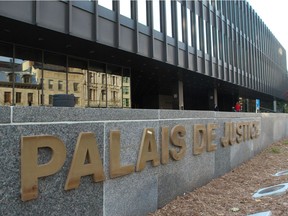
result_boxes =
[271,147,281,154]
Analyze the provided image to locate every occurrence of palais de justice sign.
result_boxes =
[20,121,260,201]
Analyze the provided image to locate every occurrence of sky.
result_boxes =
[248,0,288,70]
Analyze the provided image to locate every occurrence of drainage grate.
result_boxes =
[252,183,288,198]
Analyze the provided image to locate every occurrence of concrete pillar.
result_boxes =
[178,80,184,110]
[273,100,277,113]
[246,99,249,112]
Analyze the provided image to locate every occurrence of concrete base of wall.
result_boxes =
[1,107,288,216]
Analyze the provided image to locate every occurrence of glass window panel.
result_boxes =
[187,8,192,46]
[0,42,13,106]
[177,1,183,42]
[138,0,147,25]
[196,15,200,50]
[88,61,106,108]
[43,52,66,106]
[107,65,122,108]
[98,0,113,10]
[204,21,207,53]
[122,68,131,108]
[165,0,173,37]
[68,58,87,108]
[211,25,214,56]
[15,46,42,106]
[153,0,161,32]
[120,0,131,18]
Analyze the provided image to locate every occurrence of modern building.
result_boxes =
[0,0,287,111]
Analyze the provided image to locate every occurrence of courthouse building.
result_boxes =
[0,0,287,111]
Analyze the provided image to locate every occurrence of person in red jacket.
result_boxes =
[235,101,241,112]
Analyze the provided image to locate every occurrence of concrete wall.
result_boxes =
[1,107,288,216]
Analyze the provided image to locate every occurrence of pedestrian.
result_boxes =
[235,101,241,112]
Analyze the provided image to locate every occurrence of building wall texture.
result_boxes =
[1,106,288,215]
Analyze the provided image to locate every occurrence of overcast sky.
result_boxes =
[248,0,288,70]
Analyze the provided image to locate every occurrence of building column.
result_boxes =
[178,80,184,110]
[273,99,277,113]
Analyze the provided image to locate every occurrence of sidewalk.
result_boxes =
[150,139,288,216]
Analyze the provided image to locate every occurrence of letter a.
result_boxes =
[65,132,105,190]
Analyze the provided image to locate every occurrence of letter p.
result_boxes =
[21,135,66,201]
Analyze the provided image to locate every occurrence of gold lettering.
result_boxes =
[229,122,236,145]
[109,131,134,178]
[221,122,230,147]
[170,125,186,160]
[236,122,243,143]
[65,132,105,190]
[193,124,207,155]
[161,127,169,164]
[207,123,218,152]
[136,128,160,172]
[255,121,261,138]
[21,135,66,201]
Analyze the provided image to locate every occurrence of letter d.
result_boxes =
[21,135,66,201]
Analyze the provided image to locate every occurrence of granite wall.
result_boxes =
[1,107,288,216]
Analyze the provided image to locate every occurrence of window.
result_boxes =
[196,15,200,50]
[48,80,53,90]
[123,76,130,83]
[102,74,106,84]
[123,98,129,107]
[73,83,79,92]
[8,73,15,82]
[204,21,207,53]
[101,90,106,101]
[23,75,31,84]
[112,76,117,86]
[98,0,113,10]
[138,0,147,25]
[4,92,11,103]
[75,97,80,105]
[112,91,117,101]
[153,0,161,32]
[123,86,129,94]
[165,0,173,37]
[177,1,183,42]
[187,8,192,46]
[58,80,63,91]
[16,92,21,103]
[49,95,53,105]
[28,93,33,103]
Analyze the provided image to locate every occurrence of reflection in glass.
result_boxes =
[0,42,13,106]
[43,52,66,106]
[153,0,161,32]
[122,68,131,108]
[98,0,113,10]
[88,61,106,108]
[138,0,147,25]
[68,58,87,107]
[14,46,42,106]
[107,65,122,108]
[120,0,131,18]
[177,1,183,42]
[165,0,173,37]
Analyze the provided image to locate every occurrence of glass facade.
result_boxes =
[0,42,131,108]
